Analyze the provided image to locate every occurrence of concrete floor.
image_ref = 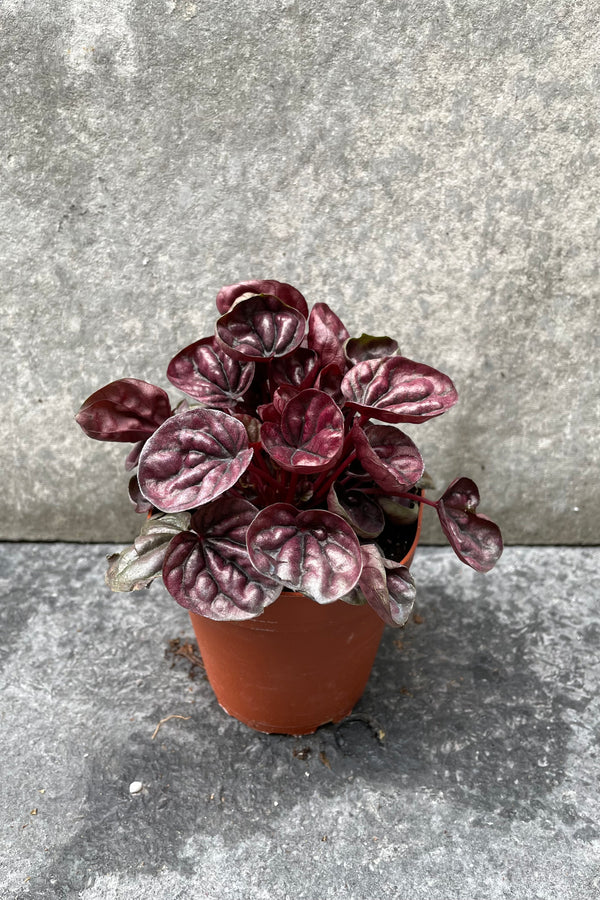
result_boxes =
[1,544,599,899]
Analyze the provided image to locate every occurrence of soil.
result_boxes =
[376,516,419,564]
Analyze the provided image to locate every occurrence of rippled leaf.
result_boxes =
[307,302,350,370]
[353,423,424,492]
[341,356,458,424]
[76,379,171,442]
[138,408,253,512]
[269,347,319,391]
[216,280,309,318]
[216,294,306,361]
[247,504,362,603]
[162,497,281,620]
[257,385,298,424]
[314,363,345,405]
[351,544,416,627]
[261,389,345,472]
[167,336,255,408]
[345,333,399,365]
[106,512,191,592]
[437,477,503,572]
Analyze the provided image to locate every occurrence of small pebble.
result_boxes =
[129,781,143,795]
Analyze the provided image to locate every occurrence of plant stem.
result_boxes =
[360,488,438,508]
[312,450,358,503]
[395,491,437,508]
[285,471,299,505]
[250,445,270,472]
[248,463,279,491]
[333,412,369,477]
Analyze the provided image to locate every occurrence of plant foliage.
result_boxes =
[77,281,503,624]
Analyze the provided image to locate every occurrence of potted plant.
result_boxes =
[76,279,502,734]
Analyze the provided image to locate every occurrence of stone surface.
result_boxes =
[1,543,599,898]
[1,1,599,543]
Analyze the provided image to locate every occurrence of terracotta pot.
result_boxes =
[189,503,423,735]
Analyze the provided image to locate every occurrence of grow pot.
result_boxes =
[189,503,423,735]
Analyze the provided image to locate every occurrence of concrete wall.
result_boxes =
[1,0,598,544]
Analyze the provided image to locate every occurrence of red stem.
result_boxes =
[312,449,358,503]
[339,432,354,461]
[285,471,299,505]
[395,491,437,507]
[360,487,438,508]
[250,445,270,472]
[248,463,279,491]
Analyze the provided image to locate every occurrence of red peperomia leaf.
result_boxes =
[257,385,299,424]
[124,440,145,471]
[162,497,282,621]
[75,379,171,442]
[314,363,345,405]
[307,302,350,370]
[261,389,345,472]
[341,356,458,424]
[216,280,309,318]
[256,400,281,424]
[350,544,416,627]
[345,333,399,365]
[327,484,385,539]
[437,477,503,572]
[246,504,362,603]
[353,423,424,492]
[273,385,299,414]
[166,336,255,408]
[216,294,306,361]
[137,408,253,512]
[269,348,319,391]
[128,474,153,514]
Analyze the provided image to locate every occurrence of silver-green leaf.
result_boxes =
[106,512,191,592]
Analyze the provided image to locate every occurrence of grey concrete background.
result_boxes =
[1,0,598,543]
[1,544,599,898]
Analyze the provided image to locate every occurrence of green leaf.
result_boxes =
[377,496,420,525]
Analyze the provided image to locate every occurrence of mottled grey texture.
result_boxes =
[1,544,599,898]
[1,1,599,542]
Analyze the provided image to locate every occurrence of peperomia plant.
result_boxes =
[76,279,502,628]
